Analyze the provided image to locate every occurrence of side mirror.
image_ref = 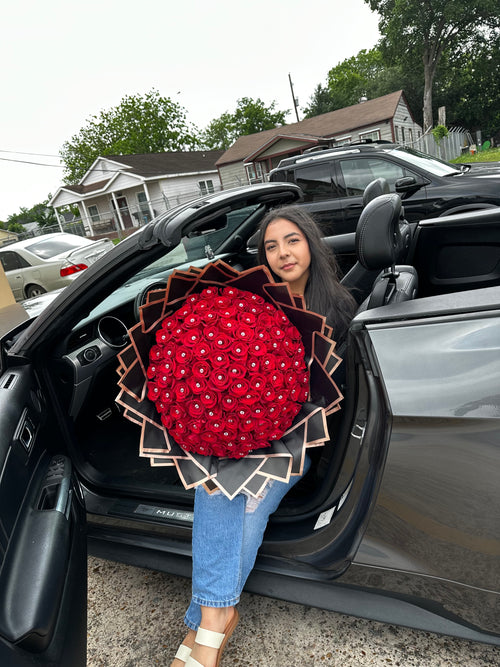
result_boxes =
[395,176,425,192]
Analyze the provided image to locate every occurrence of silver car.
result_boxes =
[0,232,114,300]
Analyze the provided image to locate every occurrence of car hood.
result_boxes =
[21,289,66,317]
[460,162,500,176]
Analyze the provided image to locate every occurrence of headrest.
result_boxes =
[356,193,409,270]
[362,177,390,206]
[247,230,259,251]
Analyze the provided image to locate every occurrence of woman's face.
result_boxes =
[263,217,311,295]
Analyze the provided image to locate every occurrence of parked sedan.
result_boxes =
[0,183,498,666]
[0,232,114,300]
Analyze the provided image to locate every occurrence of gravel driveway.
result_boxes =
[87,556,499,666]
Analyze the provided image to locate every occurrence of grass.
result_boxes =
[450,147,500,164]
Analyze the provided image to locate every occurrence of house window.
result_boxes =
[245,163,264,184]
[137,192,152,223]
[401,126,406,143]
[199,180,215,195]
[88,205,100,223]
[359,129,381,142]
[395,126,399,142]
[333,136,352,146]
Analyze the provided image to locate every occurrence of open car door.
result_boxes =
[0,343,87,666]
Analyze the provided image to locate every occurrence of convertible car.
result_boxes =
[0,182,499,665]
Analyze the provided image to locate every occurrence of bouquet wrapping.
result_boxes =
[116,261,343,499]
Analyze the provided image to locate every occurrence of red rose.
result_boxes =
[229,378,250,398]
[146,285,309,459]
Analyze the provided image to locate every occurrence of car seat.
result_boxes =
[355,193,417,312]
[362,176,390,205]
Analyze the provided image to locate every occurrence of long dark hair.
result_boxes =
[257,205,357,340]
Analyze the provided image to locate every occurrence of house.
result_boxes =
[216,90,422,189]
[0,229,19,247]
[50,151,224,236]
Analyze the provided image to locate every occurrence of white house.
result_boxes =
[50,151,224,237]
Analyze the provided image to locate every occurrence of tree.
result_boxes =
[326,49,386,109]
[367,0,500,132]
[302,84,337,118]
[60,90,199,183]
[0,220,25,234]
[200,98,288,150]
[302,49,423,122]
[436,30,500,136]
[6,198,57,229]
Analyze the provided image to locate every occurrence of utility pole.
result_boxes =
[288,73,300,122]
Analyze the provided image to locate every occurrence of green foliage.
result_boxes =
[431,124,449,145]
[6,197,57,229]
[326,49,385,108]
[200,98,288,150]
[302,84,337,118]
[366,0,500,130]
[436,30,500,136]
[303,49,422,123]
[0,220,25,234]
[60,89,199,183]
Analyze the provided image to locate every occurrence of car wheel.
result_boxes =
[25,284,47,298]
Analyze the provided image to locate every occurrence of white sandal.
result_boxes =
[185,609,239,667]
[174,643,192,664]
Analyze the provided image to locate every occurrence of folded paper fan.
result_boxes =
[116,261,343,499]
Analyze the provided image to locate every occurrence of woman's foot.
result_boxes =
[188,606,237,667]
[171,629,196,666]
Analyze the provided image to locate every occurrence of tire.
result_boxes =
[25,284,47,299]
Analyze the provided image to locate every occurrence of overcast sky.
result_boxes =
[0,0,380,220]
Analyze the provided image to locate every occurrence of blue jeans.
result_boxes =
[184,455,311,630]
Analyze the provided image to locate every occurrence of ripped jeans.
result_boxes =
[184,455,311,630]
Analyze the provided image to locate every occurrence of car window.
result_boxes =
[24,236,89,259]
[0,251,28,271]
[339,157,408,195]
[293,164,337,202]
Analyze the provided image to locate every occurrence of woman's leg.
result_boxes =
[175,457,311,665]
[184,455,311,630]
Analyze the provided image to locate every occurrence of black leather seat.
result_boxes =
[362,176,390,206]
[355,193,417,312]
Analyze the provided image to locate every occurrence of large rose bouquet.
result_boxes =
[146,285,309,459]
[116,261,343,499]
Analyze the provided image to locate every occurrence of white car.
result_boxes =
[0,232,114,300]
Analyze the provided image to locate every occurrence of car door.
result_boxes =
[335,155,430,228]
[349,292,500,636]
[0,251,26,301]
[0,329,87,666]
[290,162,348,235]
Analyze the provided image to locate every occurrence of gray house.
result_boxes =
[50,151,224,236]
[216,90,422,189]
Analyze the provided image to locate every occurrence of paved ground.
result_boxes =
[87,556,499,666]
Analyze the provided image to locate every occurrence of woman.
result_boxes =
[172,205,356,667]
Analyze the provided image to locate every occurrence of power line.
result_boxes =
[0,148,61,158]
[0,156,63,167]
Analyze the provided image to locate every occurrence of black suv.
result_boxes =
[269,143,500,236]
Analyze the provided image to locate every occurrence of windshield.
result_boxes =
[77,204,261,323]
[388,146,461,177]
